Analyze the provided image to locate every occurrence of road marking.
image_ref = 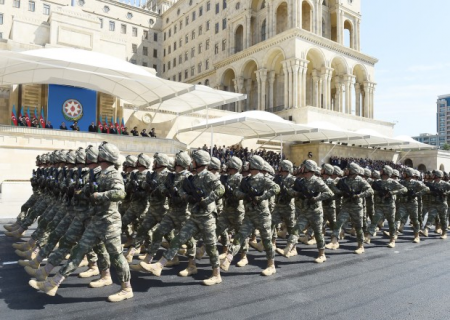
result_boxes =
[0,234,5,237]
[394,251,400,254]
[3,261,18,265]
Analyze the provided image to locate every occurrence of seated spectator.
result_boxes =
[70,121,79,131]
[131,126,139,136]
[102,125,108,134]
[122,127,129,135]
[150,128,157,138]
[88,122,97,132]
[109,124,117,134]
[141,129,149,137]
[18,116,25,126]
[60,122,68,130]
[45,121,53,129]
[31,118,39,128]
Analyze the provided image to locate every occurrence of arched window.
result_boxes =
[205,79,210,86]
[261,19,267,41]
[235,25,244,53]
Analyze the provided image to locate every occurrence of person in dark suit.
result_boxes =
[141,129,149,137]
[60,122,68,130]
[88,122,97,132]
[150,128,157,138]
[122,127,129,135]
[45,121,53,129]
[70,121,80,131]
[131,126,139,136]
[109,124,117,134]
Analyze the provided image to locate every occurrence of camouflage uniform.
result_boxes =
[271,172,297,242]
[423,172,450,237]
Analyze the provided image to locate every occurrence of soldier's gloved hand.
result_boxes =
[199,199,208,209]
[307,197,317,205]
[253,196,262,203]
[352,194,360,199]
[90,192,99,204]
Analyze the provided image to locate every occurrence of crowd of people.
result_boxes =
[330,156,404,171]
[199,144,284,170]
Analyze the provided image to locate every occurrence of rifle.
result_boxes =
[425,182,446,200]
[66,168,76,203]
[371,180,392,200]
[274,174,291,204]
[144,171,158,193]
[86,168,98,196]
[220,175,234,197]
[240,176,263,204]
[293,178,319,204]
[183,175,205,204]
[165,172,182,204]
[337,177,361,199]
[406,188,417,202]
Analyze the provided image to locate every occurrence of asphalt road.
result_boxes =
[1,219,450,320]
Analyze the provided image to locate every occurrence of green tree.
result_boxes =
[442,143,450,150]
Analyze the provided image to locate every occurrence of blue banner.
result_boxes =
[48,84,97,131]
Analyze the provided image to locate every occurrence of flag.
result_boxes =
[103,115,109,134]
[19,106,23,118]
[25,107,31,127]
[115,117,121,134]
[39,108,45,128]
[110,116,114,133]
[34,107,38,122]
[121,118,125,133]
[97,115,103,133]
[11,105,18,126]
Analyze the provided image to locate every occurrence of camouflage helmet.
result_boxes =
[372,170,381,179]
[75,147,86,164]
[392,169,400,178]
[40,154,48,165]
[153,152,170,167]
[85,145,99,164]
[263,161,275,175]
[123,155,138,168]
[302,159,318,173]
[137,153,152,169]
[280,160,293,174]
[364,168,372,178]
[242,161,250,172]
[175,151,192,169]
[433,170,444,178]
[414,170,421,177]
[191,150,210,166]
[381,165,393,177]
[348,162,361,175]
[208,157,221,170]
[98,142,121,165]
[333,165,343,177]
[322,164,334,176]
[227,156,242,171]
[168,157,175,171]
[404,168,415,177]
[55,150,66,163]
[36,155,41,165]
[65,150,77,164]
[249,155,265,171]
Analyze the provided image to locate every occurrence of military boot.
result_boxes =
[165,255,180,267]
[398,222,405,234]
[218,247,229,260]
[125,247,137,263]
[387,238,396,248]
[236,252,249,267]
[261,259,276,276]
[314,249,327,264]
[178,258,197,277]
[78,256,89,268]
[122,237,133,248]
[4,223,19,232]
[277,229,287,239]
[276,243,296,258]
[339,229,345,240]
[16,247,39,260]
[107,281,133,302]
[25,264,51,281]
[421,228,429,237]
[139,257,166,276]
[363,233,371,244]
[5,227,25,238]
[307,236,317,246]
[195,245,205,259]
[19,254,43,268]
[89,270,113,288]
[436,224,442,235]
[79,263,100,278]
[161,240,170,249]
[413,233,420,243]
[29,273,65,296]
[203,267,222,286]
[325,237,339,250]
[440,231,448,240]
[12,241,33,251]
[220,253,233,271]
[354,243,365,254]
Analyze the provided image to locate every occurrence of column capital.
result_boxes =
[268,70,276,82]
[258,68,268,81]
[321,66,334,76]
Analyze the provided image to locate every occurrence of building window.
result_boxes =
[143,62,147,67]
[179,55,182,64]
[192,11,196,21]
[206,39,210,50]
[185,35,188,44]
[215,3,219,14]
[163,64,165,72]
[178,73,182,81]
[191,67,194,76]
[206,59,210,70]
[132,44,137,53]
[168,61,171,70]
[198,63,202,73]
[164,32,166,40]
[191,30,195,40]
[154,33,158,41]
[169,29,171,37]
[143,46,148,56]
[191,47,195,57]
[186,16,189,25]
[130,59,136,65]
[185,51,188,61]
[214,43,219,54]
[174,41,177,50]
[185,70,188,79]
[0,13,3,25]
[43,3,50,15]
[199,26,203,35]
[198,43,202,53]
[13,0,20,8]
[223,0,227,9]
[0,0,5,4]
[127,12,133,19]
[199,6,203,16]
[206,21,210,31]
[215,23,219,34]
[179,39,182,47]
[173,58,176,67]
[163,49,166,57]
[180,20,183,29]
[169,45,172,54]
[103,5,110,13]
[222,39,226,51]
[99,18,103,28]
[121,24,126,34]
[174,25,177,34]
[153,49,158,58]
[153,64,157,71]
[222,18,226,30]
[109,21,115,31]
[133,27,138,37]
[28,0,34,11]
[207,1,211,11]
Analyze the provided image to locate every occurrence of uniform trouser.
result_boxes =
[20,197,52,229]
[17,193,39,222]
[332,204,364,244]
[119,200,133,237]
[216,210,248,253]
[121,200,149,233]
[368,205,396,238]
[164,215,218,268]
[32,203,68,244]
[39,208,76,258]
[271,205,296,239]
[48,211,98,266]
[29,203,60,241]
[425,203,448,231]
[58,215,130,283]
[228,210,274,260]
[288,209,324,250]
[323,206,336,231]
[397,202,420,234]
[148,212,195,259]
[132,212,163,248]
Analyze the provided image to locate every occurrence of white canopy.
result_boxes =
[177,111,435,150]
[0,48,245,114]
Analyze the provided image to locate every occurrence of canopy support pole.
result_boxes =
[321,143,338,165]
[397,149,412,164]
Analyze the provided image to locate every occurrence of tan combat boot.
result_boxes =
[139,258,165,276]
[16,247,39,260]
[413,233,420,243]
[78,256,90,268]
[236,252,249,267]
[314,249,327,264]
[421,228,429,237]
[354,243,365,254]
[325,237,339,250]
[5,227,25,238]
[25,265,50,281]
[203,267,222,286]
[440,231,448,240]
[218,247,228,260]
[339,229,345,240]
[398,222,405,233]
[261,259,276,276]
[178,258,197,277]
[4,223,19,232]
[79,263,100,278]
[276,243,296,258]
[363,233,371,244]
[220,254,233,271]
[277,229,287,239]
[12,241,33,251]
[124,247,137,263]
[89,270,113,288]
[307,236,317,246]
[165,255,180,267]
[387,238,396,248]
[29,274,65,296]
[108,282,133,302]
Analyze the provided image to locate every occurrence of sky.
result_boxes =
[361,0,448,136]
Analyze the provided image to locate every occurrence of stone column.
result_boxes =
[268,71,275,112]
[255,70,262,111]
[336,9,343,44]
[369,83,375,118]
[363,82,370,117]
[245,15,251,49]
[312,69,320,108]
[287,62,293,108]
[233,77,244,112]
[321,67,333,110]
[318,78,323,108]
[334,80,341,112]
[356,19,361,51]
[343,75,353,114]
[282,61,289,109]
[291,60,300,108]
[317,0,322,35]
[354,83,361,116]
[258,69,268,111]
[300,59,308,107]
[245,79,252,111]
